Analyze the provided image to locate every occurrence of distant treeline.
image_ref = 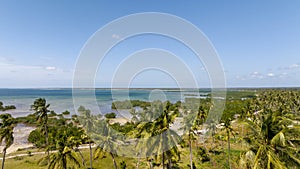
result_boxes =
[0,101,16,111]
[111,100,151,109]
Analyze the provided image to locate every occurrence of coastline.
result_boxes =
[0,123,35,155]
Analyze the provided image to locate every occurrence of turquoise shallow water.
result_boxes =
[0,88,208,117]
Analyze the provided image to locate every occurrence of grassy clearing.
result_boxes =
[3,147,237,169]
[2,121,248,169]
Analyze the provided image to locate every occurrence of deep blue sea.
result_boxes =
[0,88,209,117]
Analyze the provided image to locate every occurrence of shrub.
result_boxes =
[62,110,70,115]
[120,160,126,169]
[105,112,116,119]
[197,147,210,162]
[13,156,23,161]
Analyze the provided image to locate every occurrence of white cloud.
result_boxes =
[0,61,72,87]
[279,72,288,78]
[235,75,246,80]
[0,62,40,71]
[223,61,300,87]
[267,73,275,77]
[289,63,299,69]
[45,66,56,70]
[250,71,264,79]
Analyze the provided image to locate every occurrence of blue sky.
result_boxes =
[0,0,299,88]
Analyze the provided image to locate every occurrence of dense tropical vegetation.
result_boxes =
[0,89,299,169]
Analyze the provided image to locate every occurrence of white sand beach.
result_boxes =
[109,118,129,125]
[0,123,36,154]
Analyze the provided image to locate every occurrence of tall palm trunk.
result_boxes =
[148,159,153,169]
[168,159,172,169]
[110,152,118,169]
[76,147,86,168]
[162,152,165,169]
[136,158,140,169]
[136,150,141,169]
[1,148,6,169]
[44,123,50,164]
[227,130,231,169]
[89,141,93,169]
[211,126,216,167]
[62,156,67,169]
[189,133,193,169]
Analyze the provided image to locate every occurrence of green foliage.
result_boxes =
[49,110,57,117]
[197,147,210,163]
[221,100,245,121]
[105,112,116,119]
[110,122,135,134]
[28,120,86,150]
[0,113,15,169]
[32,121,84,168]
[62,110,70,115]
[28,128,45,148]
[226,90,256,100]
[120,160,126,169]
[0,114,15,148]
[241,90,300,169]
[132,100,181,168]
[111,100,150,110]
[93,119,121,169]
[0,101,16,111]
[187,162,197,169]
[15,114,39,125]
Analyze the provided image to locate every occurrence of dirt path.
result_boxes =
[1,144,96,160]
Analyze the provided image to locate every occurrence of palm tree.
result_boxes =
[94,119,119,169]
[69,134,87,168]
[207,119,217,148]
[48,147,80,169]
[181,111,197,169]
[129,120,154,169]
[0,114,14,169]
[77,106,95,169]
[221,118,234,169]
[132,101,180,168]
[31,98,50,163]
[242,91,300,169]
[146,101,180,169]
[129,108,139,124]
[44,125,81,169]
[178,101,210,169]
[204,120,219,168]
[94,140,119,169]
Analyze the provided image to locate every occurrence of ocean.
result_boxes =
[0,88,208,117]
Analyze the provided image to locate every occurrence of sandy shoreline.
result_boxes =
[0,123,36,154]
[1,118,130,155]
